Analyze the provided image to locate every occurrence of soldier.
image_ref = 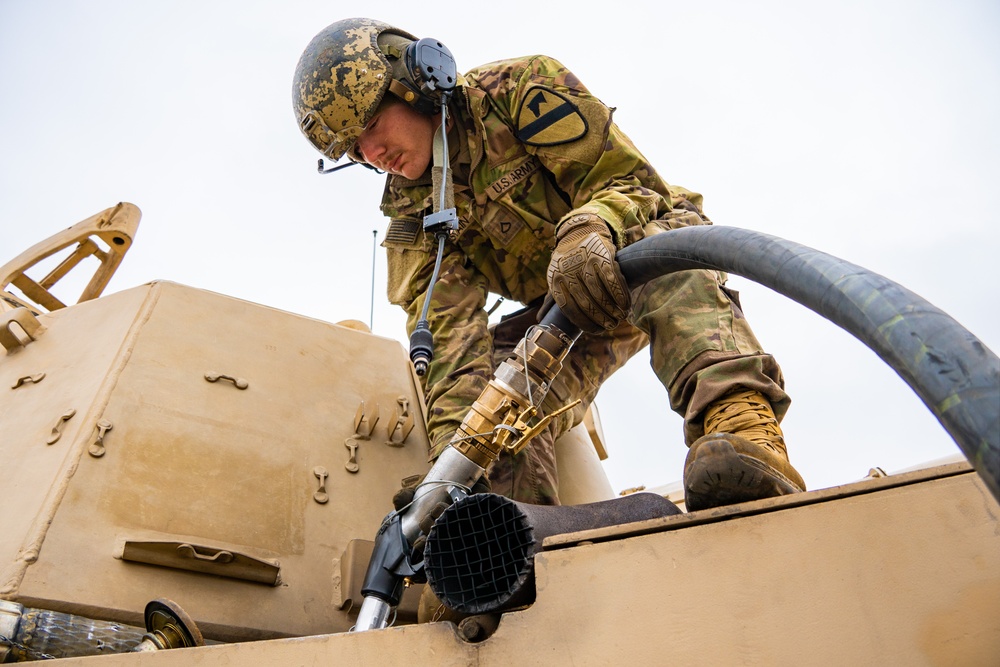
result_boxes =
[292,18,806,510]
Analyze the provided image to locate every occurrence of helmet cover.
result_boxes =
[292,18,417,161]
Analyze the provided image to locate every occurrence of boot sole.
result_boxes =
[684,438,802,511]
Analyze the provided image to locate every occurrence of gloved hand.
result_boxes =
[392,474,426,513]
[546,213,631,332]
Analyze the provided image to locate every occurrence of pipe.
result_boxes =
[614,225,1000,502]
[0,601,146,661]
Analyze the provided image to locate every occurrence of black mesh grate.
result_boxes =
[424,494,536,613]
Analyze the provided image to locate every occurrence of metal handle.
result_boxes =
[122,540,280,586]
[0,308,44,351]
[204,372,249,390]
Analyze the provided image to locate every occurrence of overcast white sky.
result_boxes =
[2,0,997,495]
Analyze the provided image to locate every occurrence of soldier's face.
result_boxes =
[353,97,436,180]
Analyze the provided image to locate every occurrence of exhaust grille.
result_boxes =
[423,493,536,614]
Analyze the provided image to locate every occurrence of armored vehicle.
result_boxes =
[1,203,997,664]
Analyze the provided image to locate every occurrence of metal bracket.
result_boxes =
[0,202,139,313]
[88,419,113,457]
[122,540,281,586]
[353,401,379,439]
[0,308,45,352]
[11,372,45,389]
[344,438,360,473]
[313,466,330,503]
[386,396,415,447]
[422,208,459,235]
[47,408,76,445]
[205,372,249,390]
[341,400,388,473]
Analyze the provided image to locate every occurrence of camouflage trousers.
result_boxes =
[487,258,789,505]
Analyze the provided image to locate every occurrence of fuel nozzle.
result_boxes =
[357,305,581,633]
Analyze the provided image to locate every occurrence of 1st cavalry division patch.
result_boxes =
[515,86,588,146]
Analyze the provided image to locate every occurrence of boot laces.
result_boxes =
[703,389,785,453]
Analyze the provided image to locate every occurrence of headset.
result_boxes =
[393,37,458,115]
[314,32,459,376]
[398,37,459,376]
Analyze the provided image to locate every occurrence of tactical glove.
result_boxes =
[546,213,631,332]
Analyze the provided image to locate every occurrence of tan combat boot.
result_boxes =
[683,388,806,511]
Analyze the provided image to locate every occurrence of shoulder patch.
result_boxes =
[515,86,588,146]
[385,218,420,246]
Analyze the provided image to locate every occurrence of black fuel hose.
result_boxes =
[613,226,999,503]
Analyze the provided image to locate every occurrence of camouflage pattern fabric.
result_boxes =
[380,56,788,504]
[293,18,411,161]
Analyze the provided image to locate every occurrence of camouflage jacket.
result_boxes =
[380,55,702,457]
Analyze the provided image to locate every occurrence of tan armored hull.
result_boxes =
[1,205,998,663]
[33,462,1000,665]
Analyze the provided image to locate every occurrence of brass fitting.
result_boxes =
[450,323,575,468]
[132,599,204,652]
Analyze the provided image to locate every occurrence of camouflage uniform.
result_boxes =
[381,56,788,504]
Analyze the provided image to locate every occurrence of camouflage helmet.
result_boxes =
[292,18,419,161]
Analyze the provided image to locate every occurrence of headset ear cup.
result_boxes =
[401,37,457,110]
